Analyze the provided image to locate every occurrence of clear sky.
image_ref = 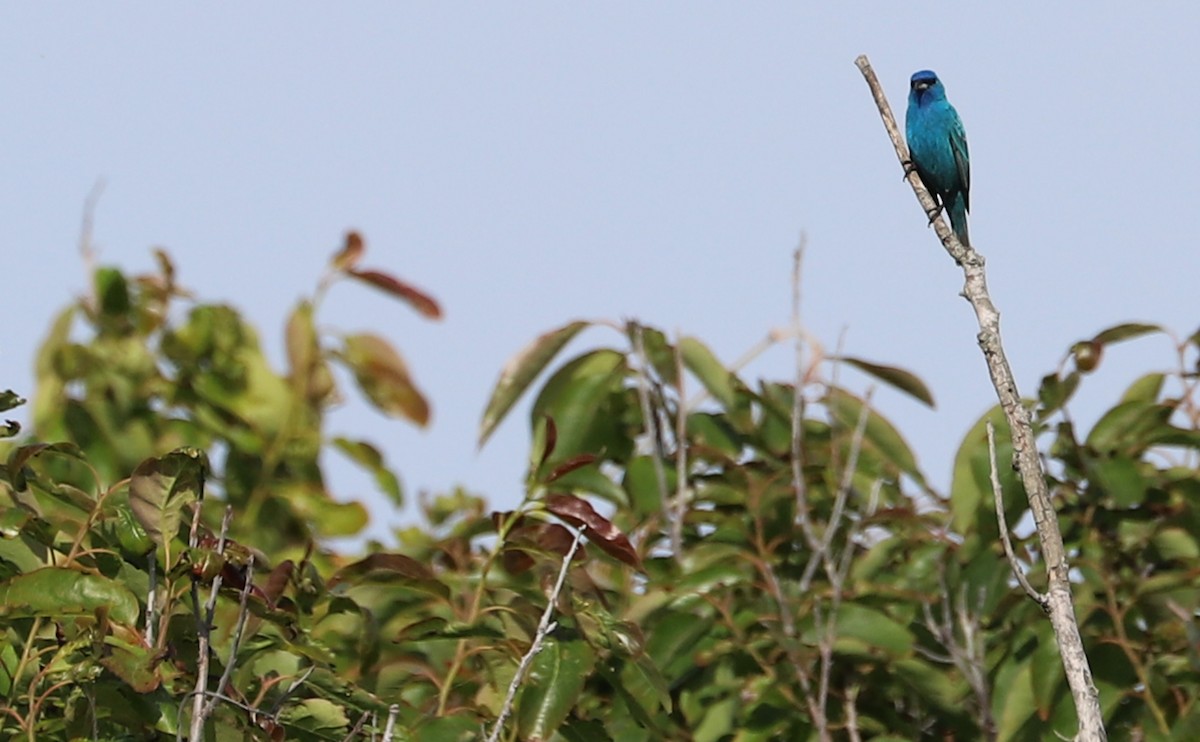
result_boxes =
[3,5,1197,541]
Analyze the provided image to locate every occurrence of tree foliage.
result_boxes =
[1,241,1199,740]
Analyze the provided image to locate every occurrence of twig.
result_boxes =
[845,684,863,742]
[671,335,688,556]
[340,710,372,742]
[855,54,1105,742]
[790,240,817,548]
[381,705,400,742]
[188,506,233,742]
[485,529,584,742]
[986,422,1048,607]
[800,387,873,592]
[145,550,158,645]
[630,322,674,554]
[203,556,257,717]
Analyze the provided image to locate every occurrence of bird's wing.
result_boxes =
[949,117,970,211]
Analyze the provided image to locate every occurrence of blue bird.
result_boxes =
[905,70,970,246]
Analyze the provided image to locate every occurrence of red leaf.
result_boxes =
[545,493,641,569]
[501,520,581,575]
[539,416,558,469]
[545,454,598,484]
[262,560,295,608]
[329,553,434,587]
[332,231,365,271]
[348,268,442,320]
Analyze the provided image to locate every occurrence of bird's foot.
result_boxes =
[901,160,917,179]
[924,206,943,227]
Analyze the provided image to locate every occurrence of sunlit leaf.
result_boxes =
[530,349,629,467]
[627,322,678,386]
[1091,322,1163,345]
[0,567,139,625]
[479,320,591,447]
[835,355,936,408]
[1120,373,1164,405]
[517,636,596,742]
[1085,400,1172,455]
[679,336,735,409]
[129,449,207,552]
[340,333,430,426]
[0,390,24,413]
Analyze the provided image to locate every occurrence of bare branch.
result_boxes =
[855,54,1105,742]
[630,322,675,555]
[204,556,257,718]
[486,529,584,742]
[671,334,689,556]
[987,422,1048,608]
[381,705,401,742]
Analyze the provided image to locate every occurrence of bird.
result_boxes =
[905,70,970,246]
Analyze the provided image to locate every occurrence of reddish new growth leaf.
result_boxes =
[545,493,642,569]
[545,454,599,484]
[348,268,443,320]
[332,230,365,271]
[495,513,581,574]
[539,416,559,469]
[329,553,435,587]
[262,560,295,609]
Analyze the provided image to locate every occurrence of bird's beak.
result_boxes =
[914,82,930,92]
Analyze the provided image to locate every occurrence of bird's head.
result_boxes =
[909,70,946,104]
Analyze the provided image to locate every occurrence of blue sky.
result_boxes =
[3,5,1197,541]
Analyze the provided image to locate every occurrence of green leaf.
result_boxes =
[332,437,403,507]
[1152,527,1200,561]
[517,636,596,741]
[1120,372,1165,405]
[279,697,350,732]
[835,355,936,408]
[129,449,207,553]
[627,323,678,386]
[824,603,913,657]
[679,337,735,409]
[1030,624,1065,718]
[1037,371,1079,418]
[1092,322,1163,345]
[1085,400,1172,455]
[0,390,25,413]
[825,387,924,486]
[95,267,132,321]
[480,320,591,447]
[530,349,629,467]
[949,405,1013,543]
[0,567,139,626]
[992,654,1036,741]
[893,657,959,711]
[1086,455,1147,508]
[340,333,430,426]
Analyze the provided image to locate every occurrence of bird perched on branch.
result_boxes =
[905,70,970,246]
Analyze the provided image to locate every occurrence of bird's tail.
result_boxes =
[947,194,970,247]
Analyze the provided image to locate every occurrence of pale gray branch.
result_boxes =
[856,53,1105,742]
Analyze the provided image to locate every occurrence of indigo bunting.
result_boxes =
[905,70,970,246]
